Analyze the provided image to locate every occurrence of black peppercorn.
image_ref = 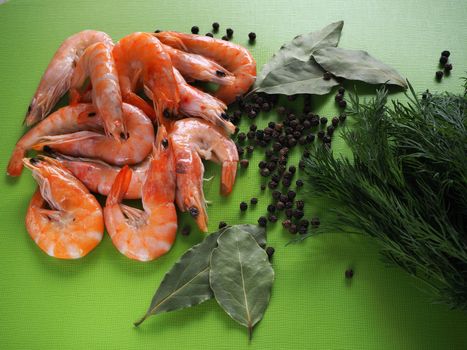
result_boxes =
[287,190,296,200]
[260,184,266,191]
[237,146,244,156]
[238,132,247,142]
[317,130,325,140]
[154,29,161,33]
[296,179,304,187]
[345,269,354,279]
[260,168,270,177]
[276,201,285,210]
[282,220,291,229]
[285,201,293,209]
[218,221,227,229]
[258,160,267,169]
[298,226,308,234]
[439,55,448,65]
[248,32,256,41]
[191,26,199,34]
[206,33,213,37]
[285,209,293,218]
[288,138,297,147]
[258,216,267,227]
[323,135,332,144]
[311,217,320,227]
[320,117,328,125]
[265,246,275,259]
[338,100,347,108]
[296,200,304,210]
[339,113,347,122]
[278,194,287,203]
[247,131,255,140]
[250,197,258,205]
[246,145,254,154]
[226,28,234,38]
[327,125,335,136]
[338,86,345,94]
[240,201,248,211]
[303,150,311,158]
[335,93,344,102]
[332,117,339,127]
[282,178,291,187]
[221,35,229,41]
[441,50,450,57]
[240,159,249,168]
[299,219,309,227]
[181,225,191,236]
[288,224,298,234]
[293,209,304,219]
[267,204,276,213]
[266,162,276,171]
[293,131,301,139]
[435,70,444,80]
[268,181,278,189]
[212,22,220,31]
[323,71,332,80]
[268,214,278,223]
[444,63,453,72]
[271,174,281,183]
[262,102,271,112]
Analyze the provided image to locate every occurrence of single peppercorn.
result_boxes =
[345,269,354,279]
[285,208,293,218]
[270,190,279,200]
[205,33,213,37]
[246,145,254,155]
[296,179,304,187]
[338,86,345,94]
[247,131,255,140]
[293,130,301,139]
[240,201,248,211]
[287,190,296,200]
[267,204,276,213]
[260,184,266,191]
[268,214,278,223]
[248,32,256,41]
[298,226,308,234]
[249,124,257,131]
[306,134,315,144]
[296,200,304,210]
[327,125,335,136]
[444,63,453,72]
[299,219,309,228]
[268,181,278,189]
[335,93,344,102]
[435,70,444,80]
[323,71,332,80]
[265,246,275,259]
[237,146,244,156]
[323,135,332,144]
[338,100,347,108]
[339,113,347,122]
[154,29,161,33]
[262,102,271,112]
[258,160,267,169]
[282,178,291,187]
[276,201,285,210]
[226,28,234,38]
[218,221,227,229]
[240,159,249,168]
[271,174,281,183]
[260,168,270,177]
[248,110,257,119]
[288,224,298,234]
[181,225,191,236]
[288,138,297,147]
[250,197,258,205]
[238,132,247,142]
[221,35,229,41]
[332,117,339,127]
[191,26,199,34]
[439,55,448,65]
[293,209,304,219]
[258,216,267,227]
[441,50,450,57]
[320,116,328,125]
[288,165,296,174]
[212,22,220,31]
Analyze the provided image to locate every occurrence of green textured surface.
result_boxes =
[1,0,467,349]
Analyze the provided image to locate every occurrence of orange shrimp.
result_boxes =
[174,69,235,134]
[161,44,234,85]
[112,32,179,121]
[32,103,154,166]
[23,157,104,259]
[170,118,239,232]
[155,31,256,104]
[53,154,149,199]
[69,42,125,141]
[24,30,113,126]
[8,104,98,176]
[104,125,177,261]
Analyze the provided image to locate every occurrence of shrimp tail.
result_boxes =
[221,161,237,196]
[107,165,132,206]
[7,146,26,176]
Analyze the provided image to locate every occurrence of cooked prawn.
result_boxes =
[104,125,177,261]
[170,118,239,232]
[53,154,149,199]
[69,42,125,141]
[162,44,234,85]
[31,103,154,166]
[174,69,235,134]
[8,104,98,176]
[155,31,256,104]
[112,32,179,121]
[23,157,104,259]
[25,30,113,126]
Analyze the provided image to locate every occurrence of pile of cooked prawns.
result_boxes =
[7,30,256,261]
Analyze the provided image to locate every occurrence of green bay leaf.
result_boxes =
[313,47,407,88]
[256,57,339,95]
[210,228,274,340]
[256,20,344,86]
[134,231,221,326]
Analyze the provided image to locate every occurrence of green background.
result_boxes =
[1,0,467,349]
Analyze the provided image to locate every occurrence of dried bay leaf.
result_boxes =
[313,47,407,88]
[134,225,267,326]
[256,57,339,95]
[210,228,274,340]
[256,20,344,84]
[134,232,220,326]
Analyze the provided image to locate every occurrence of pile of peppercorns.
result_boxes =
[158,22,256,43]
[435,50,453,80]
[231,92,346,235]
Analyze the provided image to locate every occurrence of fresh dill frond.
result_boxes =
[302,83,467,310]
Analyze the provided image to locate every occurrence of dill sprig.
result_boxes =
[301,83,467,310]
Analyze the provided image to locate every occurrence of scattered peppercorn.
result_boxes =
[248,32,256,41]
[237,146,244,156]
[258,216,267,227]
[320,116,328,125]
[248,110,257,119]
[339,113,347,122]
[439,55,448,65]
[338,100,347,108]
[293,209,304,219]
[323,135,332,144]
[327,125,335,136]
[435,70,444,80]
[332,117,339,127]
[181,225,191,236]
[260,168,270,177]
[296,200,304,210]
[276,201,285,210]
[265,246,275,259]
[191,26,199,34]
[345,269,354,279]
[206,33,213,37]
[323,71,332,80]
[268,214,278,223]
[288,224,298,234]
[298,226,308,234]
[240,201,248,211]
[441,50,450,57]
[444,63,453,72]
[249,197,258,205]
[267,204,276,213]
[335,93,344,102]
[296,179,304,187]
[268,181,278,189]
[218,221,227,229]
[240,159,249,168]
[285,209,293,218]
[154,29,161,33]
[287,190,296,200]
[282,219,292,229]
[282,178,291,187]
[258,160,267,169]
[226,28,234,38]
[338,86,345,94]
[298,219,309,228]
[222,35,229,41]
[212,22,220,31]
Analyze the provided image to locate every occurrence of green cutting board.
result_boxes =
[1,0,466,349]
